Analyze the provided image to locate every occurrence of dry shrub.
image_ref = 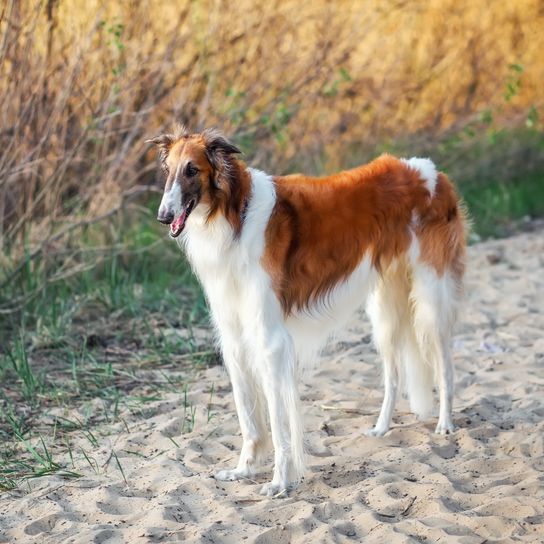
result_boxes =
[0,0,542,273]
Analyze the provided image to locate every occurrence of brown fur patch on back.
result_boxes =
[262,155,465,315]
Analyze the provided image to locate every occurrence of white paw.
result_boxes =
[435,419,455,435]
[365,426,388,437]
[214,468,249,481]
[259,481,289,498]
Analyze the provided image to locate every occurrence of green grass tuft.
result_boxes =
[0,208,214,490]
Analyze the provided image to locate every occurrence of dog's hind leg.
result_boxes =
[365,265,411,437]
[410,264,459,434]
[215,333,269,482]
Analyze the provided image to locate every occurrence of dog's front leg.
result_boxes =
[215,335,268,482]
[255,330,305,497]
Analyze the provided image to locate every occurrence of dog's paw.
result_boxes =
[364,426,388,437]
[214,468,249,481]
[259,481,289,498]
[435,419,455,435]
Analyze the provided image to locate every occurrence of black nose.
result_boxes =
[157,211,174,224]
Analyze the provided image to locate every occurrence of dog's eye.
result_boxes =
[185,163,199,177]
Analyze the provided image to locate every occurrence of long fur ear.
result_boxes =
[201,129,248,234]
[202,128,242,172]
[145,134,173,147]
[146,134,174,171]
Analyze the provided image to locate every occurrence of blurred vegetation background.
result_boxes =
[0,0,543,487]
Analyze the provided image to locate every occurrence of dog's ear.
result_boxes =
[146,134,173,147]
[202,128,241,172]
[146,134,174,171]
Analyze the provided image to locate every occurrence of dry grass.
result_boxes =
[1,0,543,263]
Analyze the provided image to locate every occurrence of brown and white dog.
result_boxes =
[148,126,466,497]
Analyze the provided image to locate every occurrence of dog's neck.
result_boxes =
[204,159,251,238]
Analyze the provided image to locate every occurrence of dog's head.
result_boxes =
[147,127,241,238]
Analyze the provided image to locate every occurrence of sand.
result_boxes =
[1,227,544,543]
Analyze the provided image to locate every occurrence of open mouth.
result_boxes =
[169,199,196,238]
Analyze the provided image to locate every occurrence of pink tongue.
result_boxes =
[170,209,187,234]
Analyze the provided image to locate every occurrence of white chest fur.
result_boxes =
[180,169,278,335]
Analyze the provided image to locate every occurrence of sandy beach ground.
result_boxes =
[1,227,543,543]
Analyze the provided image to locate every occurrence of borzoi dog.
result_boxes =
[148,126,466,497]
